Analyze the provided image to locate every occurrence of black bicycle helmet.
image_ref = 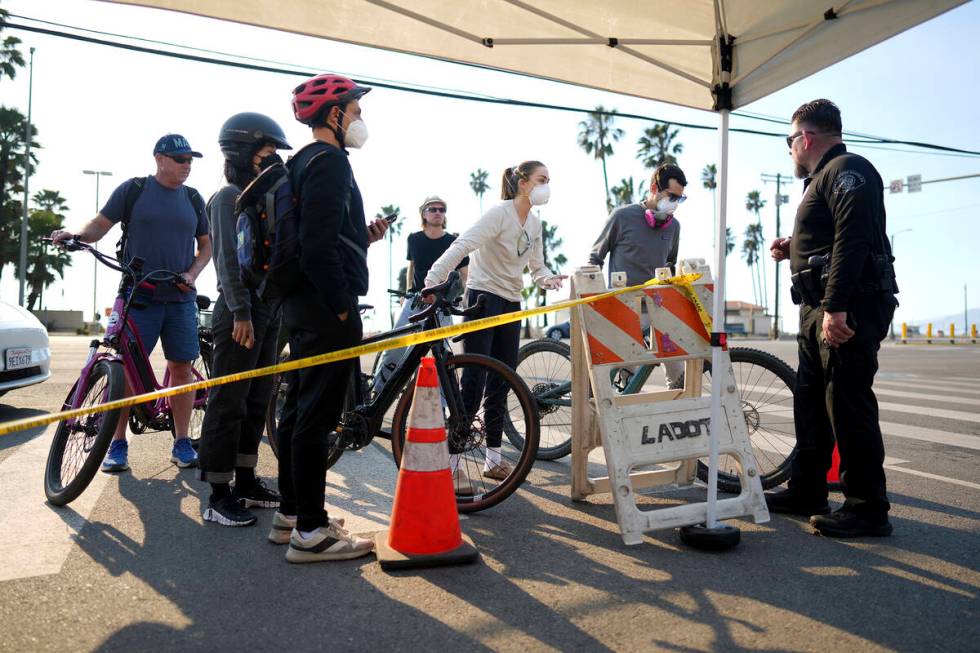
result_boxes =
[218,112,292,168]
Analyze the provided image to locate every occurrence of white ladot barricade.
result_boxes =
[569,259,769,546]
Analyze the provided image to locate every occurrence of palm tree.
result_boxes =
[577,105,624,210]
[702,164,717,248]
[637,123,683,170]
[0,106,40,280]
[376,204,402,325]
[609,177,638,208]
[0,8,26,82]
[742,225,762,307]
[745,190,768,310]
[18,190,72,310]
[725,226,735,256]
[469,168,490,215]
[538,220,567,327]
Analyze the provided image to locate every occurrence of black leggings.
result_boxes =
[459,289,521,450]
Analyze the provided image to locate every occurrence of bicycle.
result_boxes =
[265,271,541,513]
[42,239,211,506]
[514,336,798,493]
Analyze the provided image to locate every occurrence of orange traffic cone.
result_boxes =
[375,357,479,571]
[827,443,841,488]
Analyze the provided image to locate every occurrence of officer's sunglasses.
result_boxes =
[665,192,687,203]
[424,206,446,213]
[167,155,194,164]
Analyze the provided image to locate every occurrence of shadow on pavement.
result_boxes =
[0,406,49,453]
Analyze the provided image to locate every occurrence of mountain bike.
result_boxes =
[265,271,540,513]
[42,239,211,506]
[514,337,798,493]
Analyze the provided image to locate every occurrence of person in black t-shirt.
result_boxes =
[372,195,468,394]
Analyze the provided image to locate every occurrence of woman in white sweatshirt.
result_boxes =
[423,160,566,490]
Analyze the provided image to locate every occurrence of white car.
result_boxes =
[0,300,51,398]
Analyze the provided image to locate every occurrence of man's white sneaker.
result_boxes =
[268,513,345,545]
[285,522,374,563]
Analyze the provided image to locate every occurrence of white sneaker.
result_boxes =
[285,522,374,563]
[269,513,345,545]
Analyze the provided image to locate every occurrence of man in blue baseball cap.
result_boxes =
[51,133,212,473]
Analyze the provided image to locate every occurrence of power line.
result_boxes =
[4,15,980,158]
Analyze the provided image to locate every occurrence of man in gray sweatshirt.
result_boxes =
[589,163,688,389]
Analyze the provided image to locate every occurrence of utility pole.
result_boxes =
[887,228,913,339]
[761,172,793,339]
[966,284,969,335]
[18,47,35,307]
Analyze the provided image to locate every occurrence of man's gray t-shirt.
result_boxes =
[101,176,208,302]
[589,203,681,286]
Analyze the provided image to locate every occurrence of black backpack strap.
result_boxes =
[185,185,206,221]
[116,176,147,260]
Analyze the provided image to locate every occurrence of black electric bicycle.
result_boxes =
[265,272,540,513]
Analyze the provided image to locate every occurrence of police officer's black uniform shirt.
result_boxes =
[790,143,889,313]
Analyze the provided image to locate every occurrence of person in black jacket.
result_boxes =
[272,73,388,563]
[198,113,291,527]
[767,99,899,538]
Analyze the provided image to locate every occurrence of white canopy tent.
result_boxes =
[106,0,964,533]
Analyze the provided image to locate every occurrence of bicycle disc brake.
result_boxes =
[448,414,485,453]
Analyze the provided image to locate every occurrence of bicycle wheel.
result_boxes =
[390,353,540,513]
[265,352,288,458]
[179,348,210,449]
[695,348,797,493]
[45,359,125,506]
[506,339,572,460]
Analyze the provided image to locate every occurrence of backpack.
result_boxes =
[115,176,205,262]
[235,144,367,301]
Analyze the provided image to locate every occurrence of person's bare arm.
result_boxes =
[181,234,212,285]
[51,215,113,244]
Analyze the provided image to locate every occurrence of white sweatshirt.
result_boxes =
[425,200,556,302]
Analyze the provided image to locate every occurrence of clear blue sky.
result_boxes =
[1,0,978,332]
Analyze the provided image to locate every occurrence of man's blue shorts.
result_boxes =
[128,301,199,362]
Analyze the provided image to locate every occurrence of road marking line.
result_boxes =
[873,386,980,405]
[875,380,980,397]
[884,464,980,491]
[0,428,110,582]
[754,388,980,425]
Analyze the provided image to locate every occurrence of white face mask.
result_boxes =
[343,119,369,149]
[529,183,551,206]
[656,196,678,214]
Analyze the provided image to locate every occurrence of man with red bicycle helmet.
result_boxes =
[291,73,372,148]
[274,73,388,563]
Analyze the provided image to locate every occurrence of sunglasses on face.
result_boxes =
[424,206,446,214]
[167,155,193,164]
[665,192,687,203]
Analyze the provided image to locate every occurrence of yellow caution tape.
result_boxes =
[0,273,705,437]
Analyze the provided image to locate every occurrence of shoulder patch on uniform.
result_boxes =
[833,170,866,194]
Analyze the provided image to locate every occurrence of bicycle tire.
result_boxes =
[507,339,572,460]
[389,353,540,513]
[695,348,797,493]
[45,359,125,506]
[178,348,210,448]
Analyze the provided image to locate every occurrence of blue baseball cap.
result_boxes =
[153,133,203,158]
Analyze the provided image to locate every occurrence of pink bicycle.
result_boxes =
[42,238,211,506]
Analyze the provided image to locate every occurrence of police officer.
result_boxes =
[767,99,898,538]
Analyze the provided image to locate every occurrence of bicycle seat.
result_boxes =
[196,295,212,311]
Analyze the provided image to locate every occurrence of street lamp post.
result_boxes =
[888,228,913,339]
[83,170,112,323]
[18,47,36,307]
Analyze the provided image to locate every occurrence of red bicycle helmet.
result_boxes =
[292,73,372,125]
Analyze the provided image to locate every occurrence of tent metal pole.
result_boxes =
[707,108,730,528]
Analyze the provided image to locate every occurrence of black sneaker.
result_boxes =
[203,495,257,527]
[233,478,281,509]
[765,488,831,516]
[810,509,892,538]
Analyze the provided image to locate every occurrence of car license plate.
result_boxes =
[5,348,32,370]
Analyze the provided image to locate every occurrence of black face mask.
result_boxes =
[258,153,283,171]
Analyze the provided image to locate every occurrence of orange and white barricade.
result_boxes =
[570,259,769,545]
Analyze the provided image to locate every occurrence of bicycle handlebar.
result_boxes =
[41,237,185,286]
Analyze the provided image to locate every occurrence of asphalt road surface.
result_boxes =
[0,335,977,652]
